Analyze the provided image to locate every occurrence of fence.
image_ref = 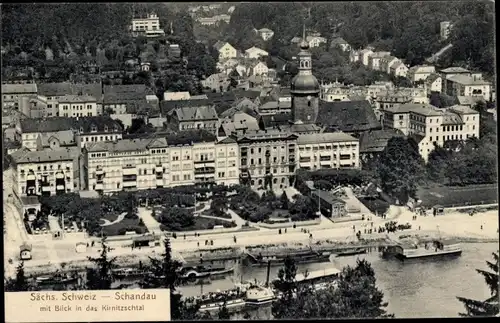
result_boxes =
[257,218,321,229]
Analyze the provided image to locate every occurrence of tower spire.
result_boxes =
[302,23,306,42]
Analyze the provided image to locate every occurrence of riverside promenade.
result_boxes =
[6,203,499,278]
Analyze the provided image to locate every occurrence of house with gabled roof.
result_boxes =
[213,41,237,60]
[245,46,269,59]
[166,105,219,133]
[330,37,351,52]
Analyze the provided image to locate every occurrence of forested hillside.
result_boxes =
[224,1,495,76]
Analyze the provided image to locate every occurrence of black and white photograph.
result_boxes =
[2,1,498,321]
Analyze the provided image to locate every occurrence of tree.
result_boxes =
[457,252,499,316]
[426,143,451,183]
[289,195,316,221]
[280,191,289,210]
[158,207,195,231]
[85,237,117,290]
[376,137,425,204]
[272,257,392,319]
[5,261,33,291]
[218,299,231,320]
[272,256,298,318]
[140,237,201,320]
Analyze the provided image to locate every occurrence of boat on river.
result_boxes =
[383,238,462,260]
[112,267,148,279]
[181,265,234,280]
[35,272,79,285]
[334,247,367,257]
[244,249,331,267]
[197,283,274,312]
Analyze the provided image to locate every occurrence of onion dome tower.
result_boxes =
[290,25,320,124]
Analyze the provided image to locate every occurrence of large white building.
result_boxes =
[297,132,360,170]
[57,95,98,117]
[131,14,165,37]
[84,130,239,194]
[445,75,492,101]
[381,103,480,161]
[10,146,81,198]
[407,65,436,83]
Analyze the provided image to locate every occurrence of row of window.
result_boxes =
[20,165,71,173]
[217,161,237,167]
[61,105,94,110]
[298,145,357,151]
[84,134,120,143]
[217,171,237,178]
[428,134,473,141]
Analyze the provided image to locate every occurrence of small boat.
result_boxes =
[112,268,147,279]
[197,288,247,312]
[334,247,367,257]
[181,265,234,280]
[245,284,275,305]
[245,249,331,267]
[36,272,78,285]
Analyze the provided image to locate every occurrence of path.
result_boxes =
[343,187,374,216]
[137,207,162,234]
[100,212,127,226]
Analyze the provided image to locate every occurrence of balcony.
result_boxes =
[94,183,103,191]
[123,181,137,188]
[155,165,163,172]
[96,178,103,184]
[156,179,164,187]
[194,159,215,164]
[96,168,104,175]
[55,172,65,179]
[42,186,51,192]
[122,167,137,175]
[122,175,137,182]
[26,174,36,180]
[195,168,215,176]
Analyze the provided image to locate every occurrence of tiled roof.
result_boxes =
[330,37,348,45]
[425,73,441,84]
[447,75,491,86]
[317,100,381,132]
[259,113,292,129]
[166,129,216,145]
[448,105,479,115]
[1,83,37,94]
[206,92,236,105]
[103,84,149,94]
[20,116,122,133]
[235,129,297,141]
[258,28,273,33]
[287,123,322,133]
[170,106,218,121]
[259,101,279,111]
[440,67,470,74]
[359,129,405,153]
[38,82,103,101]
[213,41,227,51]
[10,146,79,164]
[455,96,484,107]
[160,99,211,115]
[441,112,463,125]
[297,132,357,145]
[58,94,96,103]
[383,103,443,116]
[39,130,76,147]
[86,138,168,153]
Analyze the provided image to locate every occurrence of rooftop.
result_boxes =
[10,146,79,164]
[1,83,37,94]
[447,75,492,86]
[440,67,471,74]
[317,100,381,132]
[20,116,122,133]
[297,132,358,145]
[235,129,297,141]
[58,94,97,103]
[359,129,405,153]
[447,105,479,114]
[383,103,443,116]
[170,105,218,121]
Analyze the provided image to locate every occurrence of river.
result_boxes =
[179,243,499,318]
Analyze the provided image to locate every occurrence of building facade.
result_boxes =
[297,132,360,171]
[236,130,298,190]
[57,95,98,117]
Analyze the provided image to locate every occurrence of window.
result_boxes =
[399,115,404,120]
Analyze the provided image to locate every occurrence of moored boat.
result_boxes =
[244,249,331,267]
[389,238,462,260]
[181,265,234,280]
[334,247,367,257]
[35,272,78,285]
[112,267,147,279]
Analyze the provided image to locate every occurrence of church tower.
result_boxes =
[290,25,320,124]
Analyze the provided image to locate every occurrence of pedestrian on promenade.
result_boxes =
[233,235,237,243]
[481,225,483,230]
[418,226,421,230]
[285,228,287,233]
[364,229,367,234]
[293,224,296,229]
[197,242,200,247]
[309,233,312,239]
[211,240,214,245]
[205,240,208,246]
[184,234,186,240]
[91,241,95,247]
[279,229,282,234]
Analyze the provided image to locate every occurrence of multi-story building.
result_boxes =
[390,62,409,78]
[320,81,350,102]
[84,131,238,194]
[425,74,443,95]
[57,95,98,117]
[18,116,123,150]
[244,46,269,59]
[359,49,374,66]
[330,37,351,52]
[368,52,391,71]
[10,146,81,198]
[380,103,480,161]
[235,129,298,190]
[440,21,453,41]
[130,14,165,37]
[297,132,359,171]
[167,105,219,133]
[1,83,37,109]
[445,75,492,101]
[407,65,436,83]
[380,56,401,74]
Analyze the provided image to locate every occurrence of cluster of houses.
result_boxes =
[1,19,492,220]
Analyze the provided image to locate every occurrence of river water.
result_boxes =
[179,243,499,318]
